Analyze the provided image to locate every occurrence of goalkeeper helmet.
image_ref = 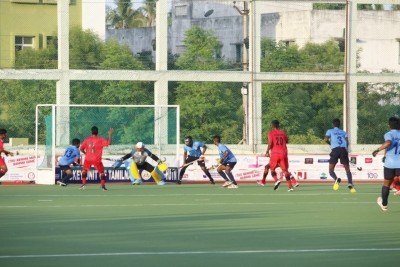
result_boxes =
[136,142,145,148]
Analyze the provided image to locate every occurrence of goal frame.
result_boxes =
[35,104,180,181]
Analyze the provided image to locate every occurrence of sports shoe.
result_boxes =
[222,181,232,187]
[394,190,400,196]
[273,180,281,191]
[132,179,143,185]
[333,178,341,191]
[79,185,86,190]
[57,181,66,186]
[293,183,300,188]
[257,180,266,186]
[377,197,388,211]
[102,186,108,191]
[210,180,215,185]
[176,180,182,185]
[288,188,294,192]
[157,180,166,185]
[227,184,238,189]
[391,187,398,192]
[348,184,356,193]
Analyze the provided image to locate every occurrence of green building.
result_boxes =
[0,0,82,68]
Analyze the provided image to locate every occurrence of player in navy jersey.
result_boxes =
[324,118,356,193]
[177,136,215,184]
[57,138,81,186]
[213,135,238,188]
[373,116,400,211]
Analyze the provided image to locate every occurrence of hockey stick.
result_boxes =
[180,157,204,168]
[207,164,221,170]
[102,157,120,162]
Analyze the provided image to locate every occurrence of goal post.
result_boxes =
[35,104,180,183]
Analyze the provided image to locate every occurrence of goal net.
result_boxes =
[35,104,180,179]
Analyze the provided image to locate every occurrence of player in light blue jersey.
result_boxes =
[324,118,355,192]
[373,116,400,211]
[177,136,214,184]
[213,135,238,188]
[57,138,81,186]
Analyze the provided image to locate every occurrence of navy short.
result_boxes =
[58,164,71,171]
[383,167,400,180]
[223,162,237,169]
[329,147,349,165]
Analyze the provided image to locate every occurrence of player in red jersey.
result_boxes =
[80,126,113,191]
[0,129,14,180]
[265,120,295,191]
[257,162,299,189]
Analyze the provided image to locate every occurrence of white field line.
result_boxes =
[0,201,377,209]
[0,192,382,198]
[1,248,400,259]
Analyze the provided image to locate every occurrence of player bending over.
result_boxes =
[213,135,238,189]
[177,136,215,185]
[57,138,81,186]
[116,142,166,185]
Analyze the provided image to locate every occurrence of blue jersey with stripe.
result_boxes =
[184,141,204,157]
[58,145,80,166]
[217,143,237,163]
[325,127,348,149]
[384,129,400,169]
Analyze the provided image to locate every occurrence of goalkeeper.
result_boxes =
[115,142,166,185]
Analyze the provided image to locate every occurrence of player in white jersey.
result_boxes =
[373,116,400,211]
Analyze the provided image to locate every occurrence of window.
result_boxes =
[175,5,188,17]
[235,43,242,63]
[15,36,34,52]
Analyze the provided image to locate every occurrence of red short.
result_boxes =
[269,154,289,170]
[0,157,6,167]
[83,160,105,174]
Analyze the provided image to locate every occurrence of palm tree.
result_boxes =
[137,0,157,27]
[106,0,142,29]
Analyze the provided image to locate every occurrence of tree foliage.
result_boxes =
[2,24,397,146]
[1,27,152,144]
[173,26,242,143]
[106,0,156,29]
[261,38,345,143]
